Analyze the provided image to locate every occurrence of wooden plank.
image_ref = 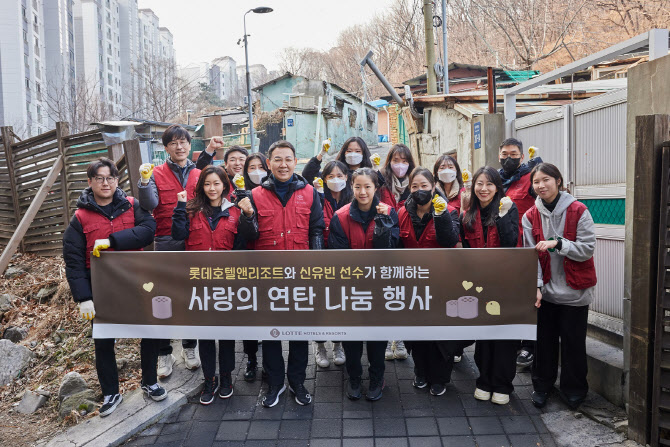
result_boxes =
[56,122,71,227]
[13,141,59,161]
[62,128,102,144]
[10,129,57,150]
[13,151,59,170]
[24,233,65,245]
[0,154,64,275]
[123,139,142,198]
[0,127,22,252]
[65,142,107,156]
[204,116,223,138]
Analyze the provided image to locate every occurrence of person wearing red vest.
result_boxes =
[238,140,325,408]
[328,168,400,402]
[138,125,205,378]
[497,138,544,369]
[460,166,520,406]
[398,168,464,397]
[433,153,466,216]
[171,165,255,406]
[63,158,166,418]
[522,163,596,410]
[379,143,415,212]
[311,160,352,370]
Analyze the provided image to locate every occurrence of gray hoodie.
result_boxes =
[522,192,596,307]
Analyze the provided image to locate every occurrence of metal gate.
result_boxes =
[258,122,282,155]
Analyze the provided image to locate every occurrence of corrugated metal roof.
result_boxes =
[454,100,573,118]
[447,79,627,98]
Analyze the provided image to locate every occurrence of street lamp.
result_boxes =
[243,6,273,152]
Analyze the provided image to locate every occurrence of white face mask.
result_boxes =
[248,169,267,186]
[391,162,409,178]
[345,152,363,166]
[438,168,457,184]
[326,177,347,192]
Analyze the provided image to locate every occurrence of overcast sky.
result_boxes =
[138,0,394,71]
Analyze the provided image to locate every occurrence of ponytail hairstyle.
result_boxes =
[186,165,230,218]
[530,162,564,191]
[462,166,504,230]
[322,160,353,204]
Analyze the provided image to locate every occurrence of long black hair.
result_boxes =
[382,144,416,187]
[186,165,230,218]
[335,137,373,169]
[462,166,504,230]
[433,154,463,192]
[243,152,269,190]
[322,160,353,204]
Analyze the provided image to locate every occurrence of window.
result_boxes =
[23,30,28,43]
[25,78,30,90]
[22,6,27,21]
[348,109,357,128]
[36,82,41,100]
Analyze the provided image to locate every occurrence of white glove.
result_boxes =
[78,300,96,321]
[319,138,332,158]
[313,177,324,194]
[528,146,539,160]
[139,163,154,185]
[370,153,381,170]
[499,196,513,217]
[92,238,111,257]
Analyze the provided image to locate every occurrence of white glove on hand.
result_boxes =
[499,196,513,217]
[313,177,324,194]
[79,300,96,321]
[320,139,332,158]
[528,146,539,160]
[139,163,154,185]
[92,238,111,257]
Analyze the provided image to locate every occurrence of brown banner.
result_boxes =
[91,248,538,340]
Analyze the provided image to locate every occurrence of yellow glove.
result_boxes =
[233,173,245,190]
[92,239,110,258]
[432,194,447,216]
[371,153,381,168]
[462,169,471,183]
[78,300,96,321]
[139,163,154,184]
[528,146,538,159]
[313,177,324,193]
[499,196,513,217]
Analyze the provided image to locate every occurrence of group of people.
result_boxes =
[63,124,597,418]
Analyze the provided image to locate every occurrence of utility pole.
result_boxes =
[441,0,449,93]
[423,0,437,95]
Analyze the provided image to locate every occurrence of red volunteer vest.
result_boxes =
[397,205,457,248]
[380,186,406,211]
[323,199,335,247]
[461,208,501,248]
[153,163,200,236]
[75,196,140,268]
[526,201,597,290]
[505,172,534,245]
[185,207,240,251]
[252,184,314,250]
[334,203,381,249]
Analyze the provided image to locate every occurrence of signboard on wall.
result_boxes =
[474,121,481,149]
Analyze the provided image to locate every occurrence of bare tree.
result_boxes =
[592,0,670,37]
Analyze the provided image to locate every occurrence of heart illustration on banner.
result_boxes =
[143,282,154,292]
[462,281,473,291]
[476,287,483,293]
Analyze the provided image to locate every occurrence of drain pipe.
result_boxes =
[360,50,423,119]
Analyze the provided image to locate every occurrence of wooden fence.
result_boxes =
[0,123,140,264]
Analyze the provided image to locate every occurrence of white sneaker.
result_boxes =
[474,388,491,401]
[454,355,462,363]
[491,392,510,405]
[182,347,201,370]
[393,341,408,360]
[385,341,394,360]
[332,342,346,366]
[315,343,330,368]
[157,354,176,379]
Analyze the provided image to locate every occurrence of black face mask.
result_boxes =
[411,189,432,206]
[500,157,521,175]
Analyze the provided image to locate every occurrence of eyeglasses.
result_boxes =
[167,139,189,149]
[93,176,118,184]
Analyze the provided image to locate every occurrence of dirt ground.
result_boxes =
[0,253,144,446]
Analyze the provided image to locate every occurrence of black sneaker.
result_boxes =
[531,390,548,408]
[346,376,362,400]
[141,382,168,402]
[219,372,233,399]
[289,383,312,406]
[244,360,257,382]
[262,383,286,408]
[366,378,385,401]
[430,383,446,396]
[99,393,123,417]
[200,376,219,405]
[413,376,428,389]
[516,350,534,368]
[560,391,586,410]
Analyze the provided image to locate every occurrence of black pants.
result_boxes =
[158,338,197,356]
[199,340,235,378]
[412,340,470,385]
[95,338,159,396]
[474,340,518,394]
[532,300,589,397]
[343,341,386,382]
[262,340,308,386]
[243,340,258,362]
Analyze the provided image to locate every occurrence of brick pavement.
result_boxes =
[124,342,559,447]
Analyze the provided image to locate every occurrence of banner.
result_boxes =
[91,248,538,340]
